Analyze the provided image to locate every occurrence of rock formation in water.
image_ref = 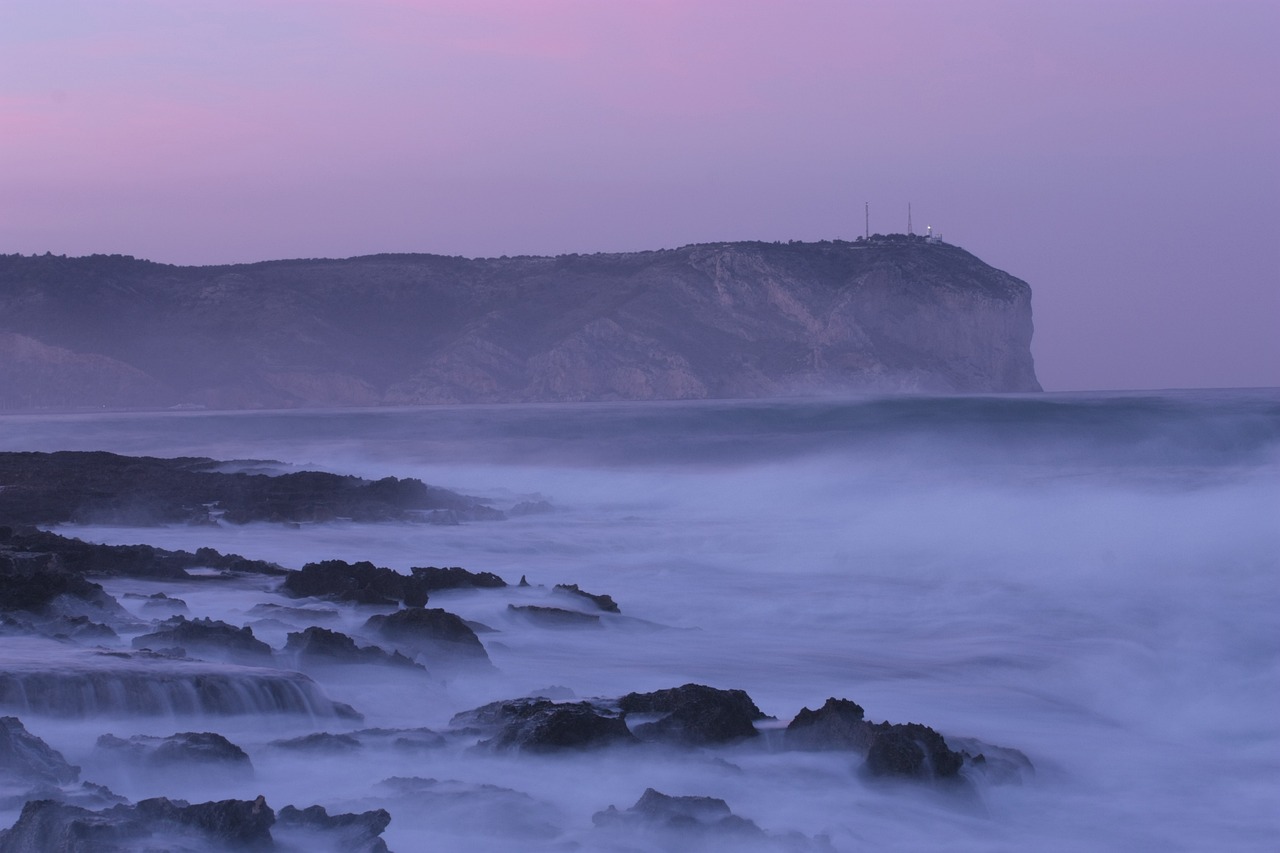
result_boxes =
[0,238,1041,410]
[0,451,501,526]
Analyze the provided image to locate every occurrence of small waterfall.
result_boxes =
[0,666,355,718]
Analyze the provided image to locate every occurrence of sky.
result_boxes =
[1,0,1276,392]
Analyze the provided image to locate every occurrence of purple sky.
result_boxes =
[1,1,1276,391]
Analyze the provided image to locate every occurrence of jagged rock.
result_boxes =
[592,788,833,852]
[409,565,507,593]
[132,616,274,665]
[619,684,766,745]
[784,697,871,751]
[0,795,276,853]
[0,525,284,580]
[452,697,635,753]
[507,604,602,627]
[363,607,489,665]
[282,560,409,606]
[0,451,500,526]
[594,787,760,834]
[862,723,965,780]
[948,736,1036,785]
[283,626,424,670]
[784,697,981,782]
[553,583,620,613]
[0,717,79,786]
[352,727,446,751]
[283,561,507,608]
[275,804,391,853]
[0,555,123,619]
[123,592,189,614]
[270,732,362,753]
[95,731,252,775]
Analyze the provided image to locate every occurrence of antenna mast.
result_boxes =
[864,202,869,240]
[908,203,913,236]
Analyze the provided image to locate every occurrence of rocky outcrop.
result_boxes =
[0,717,79,788]
[363,607,490,666]
[618,684,767,745]
[0,240,1040,410]
[95,732,253,776]
[0,795,391,853]
[0,450,499,528]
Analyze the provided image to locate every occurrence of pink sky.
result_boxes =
[1,0,1276,391]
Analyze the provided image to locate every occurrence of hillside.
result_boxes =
[0,238,1040,410]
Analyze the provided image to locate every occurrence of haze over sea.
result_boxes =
[2,389,1277,851]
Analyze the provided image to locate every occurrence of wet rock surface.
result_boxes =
[507,604,602,627]
[133,616,275,666]
[0,794,392,853]
[552,582,620,613]
[95,732,252,775]
[0,450,501,526]
[363,607,490,665]
[0,525,284,580]
[283,560,507,607]
[454,697,636,752]
[283,626,424,670]
[0,717,79,788]
[619,684,767,745]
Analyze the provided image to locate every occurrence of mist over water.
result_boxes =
[2,391,1277,851]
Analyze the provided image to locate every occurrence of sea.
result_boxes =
[1,389,1277,851]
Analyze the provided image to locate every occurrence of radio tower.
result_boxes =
[864,202,869,240]
[908,203,913,236]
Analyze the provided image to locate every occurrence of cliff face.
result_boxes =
[0,239,1040,410]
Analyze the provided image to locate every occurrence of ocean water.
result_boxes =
[1,390,1277,851]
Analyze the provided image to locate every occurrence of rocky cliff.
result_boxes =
[0,238,1040,410]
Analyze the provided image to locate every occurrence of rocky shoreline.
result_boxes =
[0,451,1032,851]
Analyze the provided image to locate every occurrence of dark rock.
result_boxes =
[0,450,501,527]
[619,684,766,745]
[409,565,507,593]
[352,727,446,751]
[46,615,119,642]
[784,697,872,751]
[284,626,424,670]
[132,616,274,665]
[862,722,964,780]
[95,731,252,774]
[507,604,602,627]
[363,607,489,665]
[553,582,620,613]
[282,559,408,606]
[270,732,362,753]
[124,592,189,614]
[453,697,635,753]
[0,795,276,853]
[275,804,391,853]
[0,716,79,786]
[0,555,123,620]
[592,787,767,840]
[947,736,1036,785]
[0,524,285,580]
